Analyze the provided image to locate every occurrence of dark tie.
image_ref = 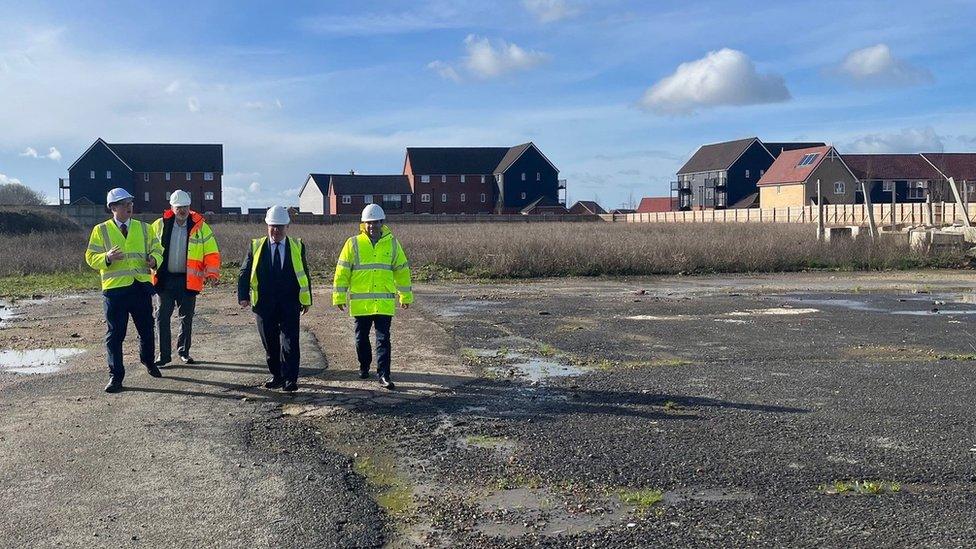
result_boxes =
[272,243,282,274]
[120,223,128,238]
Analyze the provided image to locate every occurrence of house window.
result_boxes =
[480,193,486,203]
[760,169,765,177]
[745,170,750,178]
[776,186,782,194]
[481,175,486,183]
[204,172,214,181]
[406,195,412,203]
[441,193,447,203]
[441,175,446,183]
[908,182,925,199]
[144,192,150,202]
[521,172,526,181]
[834,182,845,194]
[165,191,172,200]
[89,170,95,179]
[421,194,431,203]
[143,173,149,182]
[460,193,466,202]
[106,170,112,179]
[364,195,372,204]
[342,195,351,204]
[520,192,526,200]
[706,188,714,200]
[420,175,430,183]
[883,181,894,192]
[204,192,214,201]
[165,172,171,181]
[460,175,465,183]
[536,172,541,181]
[185,172,191,181]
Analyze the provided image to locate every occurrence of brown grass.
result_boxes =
[0,221,965,279]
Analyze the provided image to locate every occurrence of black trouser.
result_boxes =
[155,275,197,362]
[355,314,392,378]
[103,282,155,383]
[255,300,301,383]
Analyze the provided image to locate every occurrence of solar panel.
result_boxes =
[796,153,820,167]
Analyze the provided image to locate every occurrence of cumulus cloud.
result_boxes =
[164,80,180,94]
[837,44,932,86]
[187,96,200,112]
[639,48,790,115]
[522,0,581,23]
[19,146,61,161]
[0,172,24,185]
[248,181,261,193]
[844,127,944,153]
[430,35,548,81]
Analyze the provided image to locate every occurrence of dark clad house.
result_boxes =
[922,153,976,201]
[842,154,945,204]
[568,200,606,215]
[65,138,223,213]
[404,142,562,214]
[674,137,826,210]
[299,173,413,215]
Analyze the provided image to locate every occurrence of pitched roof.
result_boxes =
[495,143,533,174]
[569,200,606,215]
[311,174,411,195]
[406,147,510,174]
[731,192,759,208]
[841,154,943,180]
[678,137,764,174]
[108,142,223,172]
[520,195,567,214]
[636,197,675,213]
[921,153,976,181]
[757,145,833,186]
[762,142,827,158]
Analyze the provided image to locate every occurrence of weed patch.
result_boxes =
[618,488,664,510]
[819,480,901,495]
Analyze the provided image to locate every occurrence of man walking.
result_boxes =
[151,189,221,366]
[85,187,165,393]
[237,206,311,392]
[333,204,413,390]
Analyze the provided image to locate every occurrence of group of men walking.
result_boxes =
[85,187,412,394]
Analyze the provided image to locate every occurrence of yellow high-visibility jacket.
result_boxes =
[151,210,221,292]
[333,225,413,316]
[249,237,312,307]
[85,219,163,291]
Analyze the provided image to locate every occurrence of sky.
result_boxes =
[1,0,975,210]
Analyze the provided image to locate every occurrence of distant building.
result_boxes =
[921,153,976,202]
[65,138,223,213]
[520,195,568,215]
[757,146,859,207]
[842,154,945,204]
[610,208,636,215]
[568,200,606,215]
[636,197,677,213]
[299,174,413,216]
[220,206,242,214]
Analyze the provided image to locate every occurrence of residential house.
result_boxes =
[403,142,562,214]
[568,200,606,215]
[757,146,859,207]
[65,138,223,213]
[921,153,976,203]
[841,154,945,205]
[636,197,677,213]
[520,195,568,215]
[299,174,413,216]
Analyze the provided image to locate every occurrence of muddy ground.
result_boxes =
[2,271,976,547]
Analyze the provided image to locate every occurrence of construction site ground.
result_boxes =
[2,271,976,548]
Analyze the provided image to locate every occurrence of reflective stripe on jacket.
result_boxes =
[332,225,413,316]
[85,219,163,291]
[151,211,221,291]
[249,237,312,307]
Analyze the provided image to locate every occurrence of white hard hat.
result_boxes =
[265,205,291,225]
[169,189,191,207]
[361,203,385,222]
[106,187,134,206]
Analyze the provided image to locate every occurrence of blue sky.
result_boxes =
[2,0,975,210]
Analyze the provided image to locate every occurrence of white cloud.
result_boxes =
[426,60,461,83]
[187,96,200,112]
[837,44,932,86]
[522,0,581,23]
[19,145,61,161]
[248,181,261,193]
[431,35,548,81]
[844,127,944,153]
[0,172,23,185]
[164,80,180,94]
[639,48,790,115]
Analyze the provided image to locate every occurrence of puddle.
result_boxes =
[714,319,748,324]
[437,301,502,318]
[893,309,976,316]
[487,351,589,382]
[661,487,755,504]
[625,315,689,321]
[0,297,50,328]
[727,308,819,317]
[0,348,85,374]
[476,487,630,538]
[787,298,886,312]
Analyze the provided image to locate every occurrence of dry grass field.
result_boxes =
[0,220,966,282]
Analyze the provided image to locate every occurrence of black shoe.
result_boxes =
[378,375,395,390]
[282,380,298,392]
[359,370,370,379]
[264,377,284,389]
[179,354,195,364]
[104,380,123,393]
[155,358,171,367]
[146,365,163,378]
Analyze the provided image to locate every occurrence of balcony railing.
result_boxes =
[672,180,691,192]
[557,179,567,190]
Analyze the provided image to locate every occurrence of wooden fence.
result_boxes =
[625,202,976,227]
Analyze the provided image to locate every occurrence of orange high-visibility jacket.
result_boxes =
[151,210,221,291]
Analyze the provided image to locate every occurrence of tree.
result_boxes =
[0,183,47,206]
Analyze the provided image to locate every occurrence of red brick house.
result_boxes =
[299,174,413,216]
[65,138,223,213]
[636,197,677,213]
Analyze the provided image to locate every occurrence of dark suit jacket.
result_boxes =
[237,237,311,309]
[154,215,195,292]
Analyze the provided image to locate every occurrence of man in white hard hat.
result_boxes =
[151,190,221,366]
[333,204,413,390]
[237,206,312,392]
[85,187,165,393]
